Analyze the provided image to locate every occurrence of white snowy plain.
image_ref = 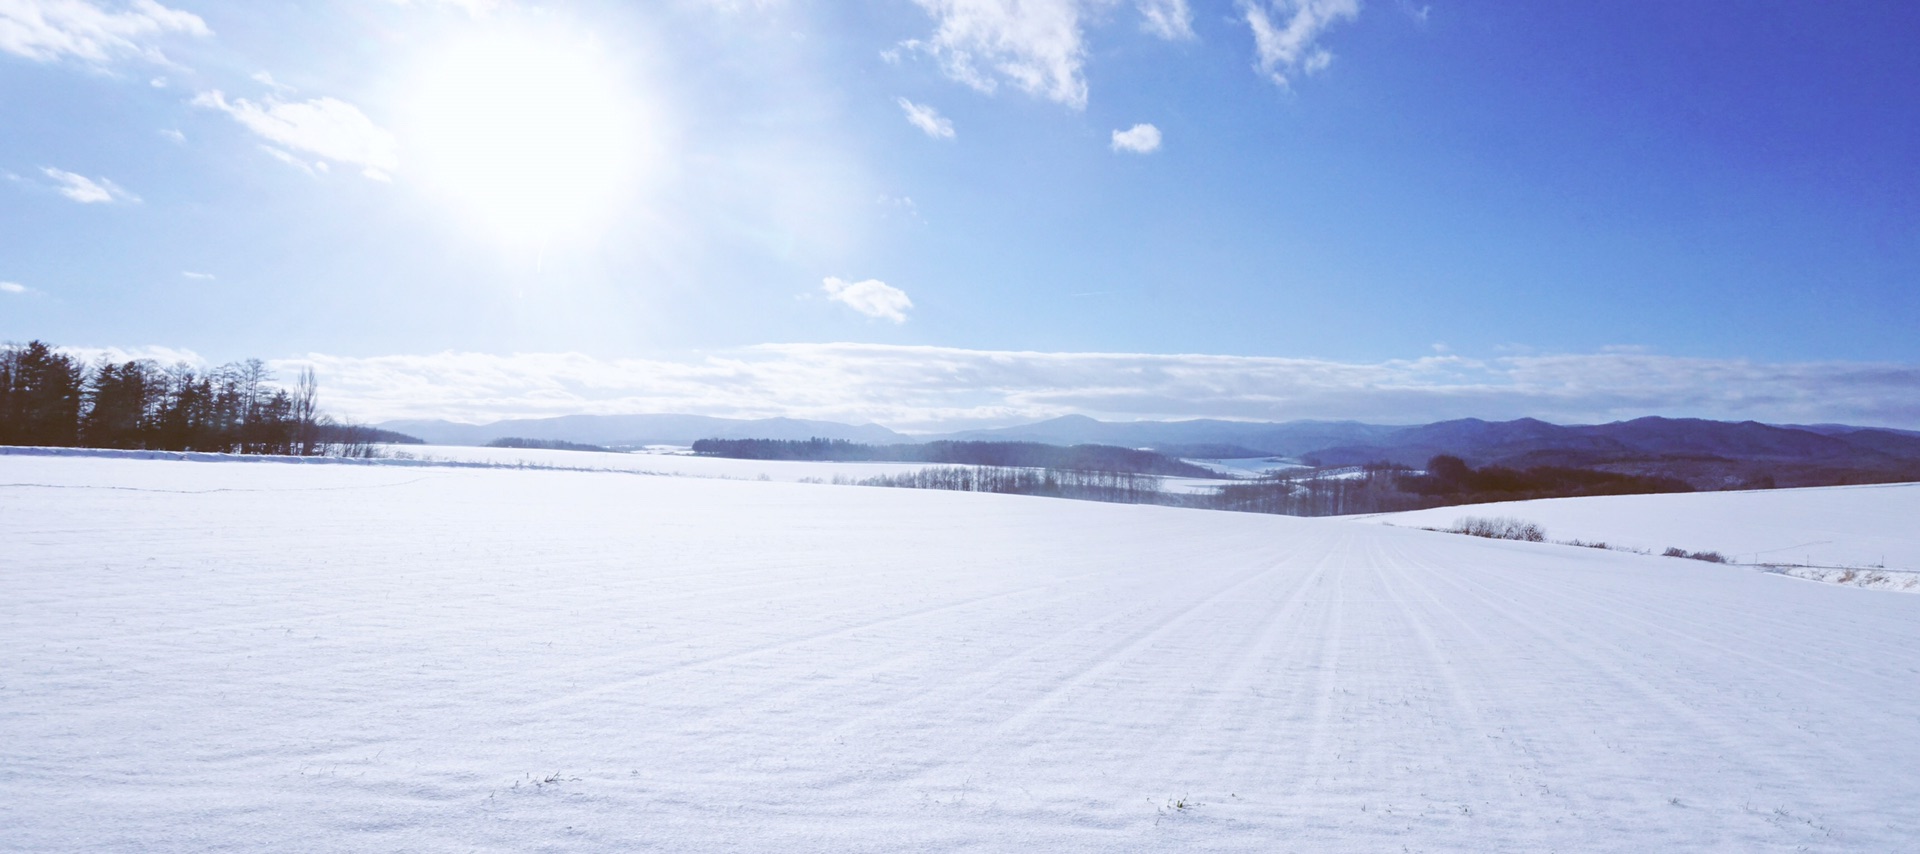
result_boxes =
[4,454,1919,852]
[1366,482,1920,591]
[390,443,940,482]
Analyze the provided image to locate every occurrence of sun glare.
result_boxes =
[406,29,654,243]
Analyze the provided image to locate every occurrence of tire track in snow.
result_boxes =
[1364,536,1584,838]
[977,535,1314,741]
[1158,531,1340,786]
[508,562,1155,719]
[1423,535,1903,766]
[807,536,1323,741]
[1377,535,1859,847]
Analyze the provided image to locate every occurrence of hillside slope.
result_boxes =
[1365,481,1920,577]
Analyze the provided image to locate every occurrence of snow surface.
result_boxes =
[393,444,1236,496]
[1365,482,1920,591]
[1180,457,1304,478]
[388,443,939,482]
[5,454,1920,851]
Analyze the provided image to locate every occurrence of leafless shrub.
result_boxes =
[1663,547,1727,563]
[1450,516,1546,542]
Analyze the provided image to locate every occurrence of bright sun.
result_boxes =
[407,29,654,243]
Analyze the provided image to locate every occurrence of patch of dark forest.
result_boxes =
[0,340,418,456]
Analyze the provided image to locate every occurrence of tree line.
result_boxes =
[1,339,382,456]
[486,437,609,452]
[835,454,1695,518]
[693,437,1216,477]
[1208,455,1693,517]
[1399,455,1692,500]
[846,465,1167,504]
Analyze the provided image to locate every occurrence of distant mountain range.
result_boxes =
[379,413,1920,488]
[379,412,1404,456]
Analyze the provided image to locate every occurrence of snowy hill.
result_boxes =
[4,454,1918,851]
[1364,482,1920,591]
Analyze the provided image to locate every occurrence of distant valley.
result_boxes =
[381,412,1920,490]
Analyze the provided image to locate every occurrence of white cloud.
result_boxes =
[240,345,1920,431]
[896,97,956,139]
[1136,0,1193,40]
[41,166,138,203]
[0,0,209,64]
[0,281,31,294]
[900,0,1207,108]
[180,270,214,280]
[158,127,183,142]
[695,0,785,12]
[250,70,293,93]
[56,342,203,366]
[1110,123,1161,153]
[822,277,913,323]
[906,0,1092,108]
[877,194,925,224]
[259,145,319,176]
[383,0,504,14]
[1241,0,1360,88]
[193,90,400,180]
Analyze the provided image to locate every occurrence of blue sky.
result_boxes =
[3,0,1917,428]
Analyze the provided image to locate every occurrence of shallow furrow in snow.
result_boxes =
[1378,535,1894,848]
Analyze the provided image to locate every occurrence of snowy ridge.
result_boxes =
[1363,482,1920,592]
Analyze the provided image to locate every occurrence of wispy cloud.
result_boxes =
[898,0,1259,108]
[180,270,214,280]
[57,343,204,366]
[904,0,1093,108]
[0,0,209,65]
[1241,0,1361,88]
[822,277,913,323]
[1,281,33,295]
[250,69,294,93]
[193,90,399,180]
[41,167,139,203]
[877,194,925,224]
[1111,123,1162,153]
[1137,0,1194,40]
[383,0,506,14]
[258,144,321,176]
[694,0,785,12]
[259,344,1920,431]
[897,97,956,139]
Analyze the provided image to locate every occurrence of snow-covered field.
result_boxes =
[1180,457,1303,478]
[388,443,939,482]
[390,443,1239,495]
[5,454,1919,851]
[1366,482,1920,591]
